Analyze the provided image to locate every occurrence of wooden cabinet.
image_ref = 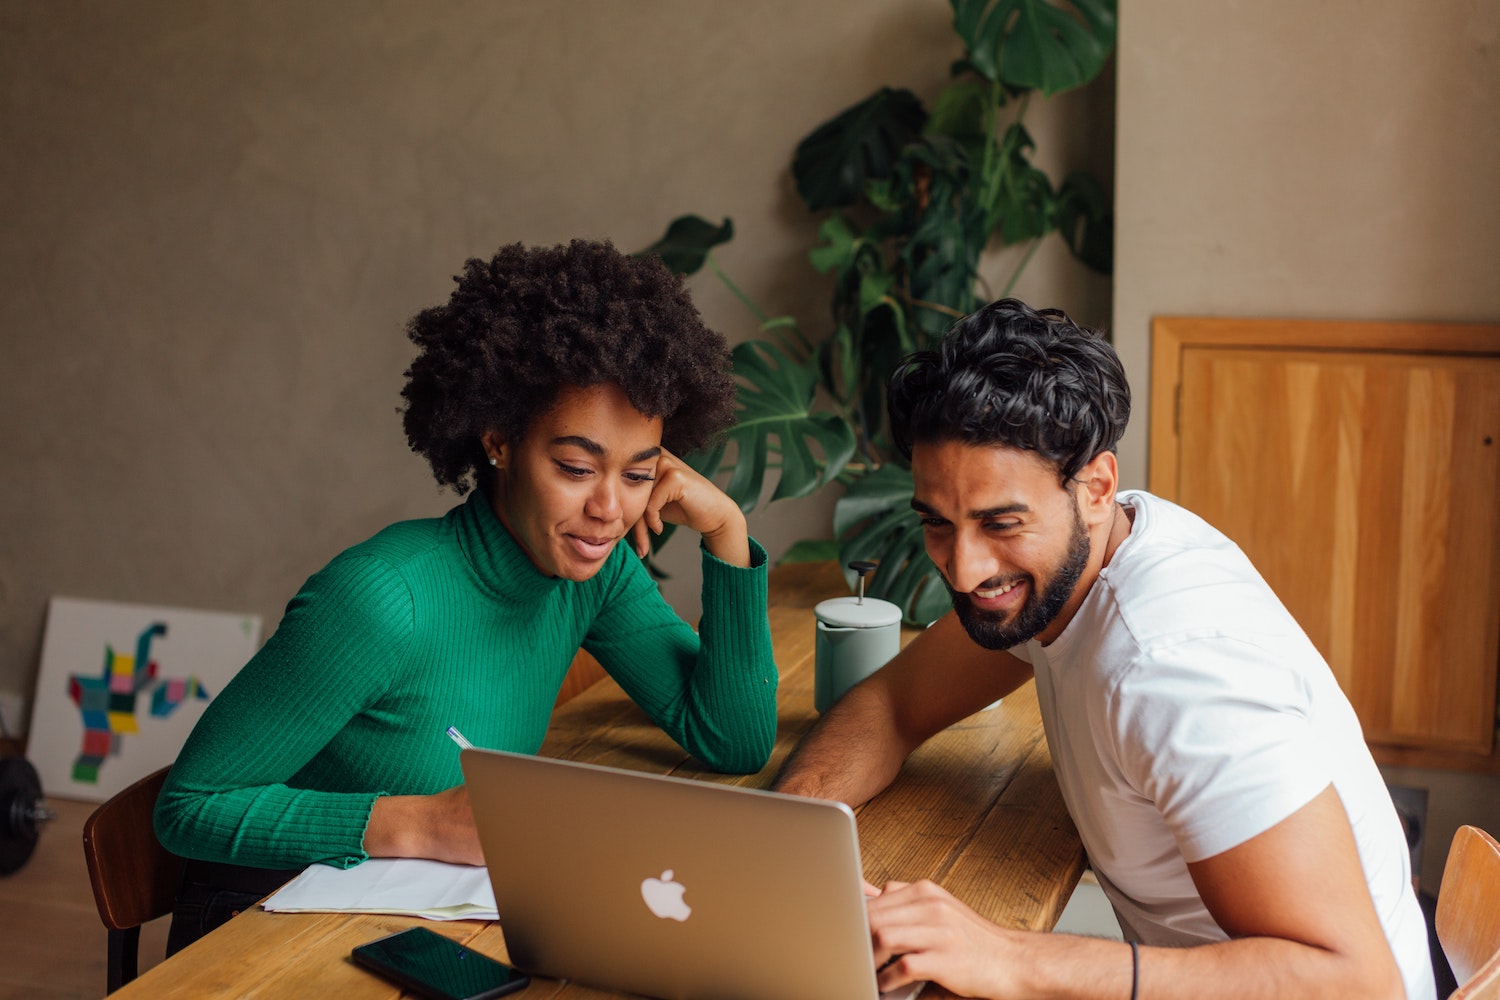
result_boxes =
[1149,317,1500,771]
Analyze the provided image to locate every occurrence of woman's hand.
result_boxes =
[630,447,750,568]
[364,784,485,866]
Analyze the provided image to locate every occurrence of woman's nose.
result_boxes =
[584,480,621,522]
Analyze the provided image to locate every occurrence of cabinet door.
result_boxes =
[1152,325,1500,755]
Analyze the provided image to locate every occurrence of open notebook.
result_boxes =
[262,858,496,920]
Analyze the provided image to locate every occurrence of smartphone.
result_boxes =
[351,926,530,1000]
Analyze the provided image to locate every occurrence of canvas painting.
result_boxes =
[27,595,262,802]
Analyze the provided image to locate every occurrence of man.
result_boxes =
[773,299,1434,1000]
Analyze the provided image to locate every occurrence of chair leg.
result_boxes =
[106,926,140,994]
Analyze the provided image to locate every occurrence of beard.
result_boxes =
[945,502,1091,650]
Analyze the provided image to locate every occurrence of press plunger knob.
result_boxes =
[848,560,877,603]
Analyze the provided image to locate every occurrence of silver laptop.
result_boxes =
[461,748,919,1000]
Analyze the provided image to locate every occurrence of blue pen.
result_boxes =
[446,725,474,750]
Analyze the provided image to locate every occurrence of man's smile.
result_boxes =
[968,578,1027,611]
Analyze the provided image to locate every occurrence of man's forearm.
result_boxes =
[773,619,1024,804]
[771,681,915,805]
[1017,931,1402,1000]
[880,920,1403,1000]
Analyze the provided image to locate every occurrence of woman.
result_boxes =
[154,239,778,947]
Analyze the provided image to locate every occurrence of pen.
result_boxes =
[446,725,474,750]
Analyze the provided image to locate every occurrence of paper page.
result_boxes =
[261,857,497,920]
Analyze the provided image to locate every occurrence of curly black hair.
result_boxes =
[401,239,737,494]
[887,298,1131,482]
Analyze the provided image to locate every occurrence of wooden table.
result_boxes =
[111,561,1083,999]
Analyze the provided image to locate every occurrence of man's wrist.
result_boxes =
[770,767,828,799]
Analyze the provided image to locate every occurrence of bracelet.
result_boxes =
[1130,940,1140,1000]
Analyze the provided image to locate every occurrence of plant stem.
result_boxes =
[897,292,967,319]
[980,79,1001,202]
[999,238,1043,298]
[707,253,771,325]
[707,253,814,354]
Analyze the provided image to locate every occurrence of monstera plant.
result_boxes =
[642,0,1116,623]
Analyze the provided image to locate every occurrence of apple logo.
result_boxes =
[640,869,692,921]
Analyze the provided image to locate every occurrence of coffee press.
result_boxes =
[814,561,903,713]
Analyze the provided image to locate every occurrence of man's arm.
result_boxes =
[868,784,1406,1000]
[772,611,1032,805]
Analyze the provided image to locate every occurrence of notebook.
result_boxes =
[262,857,497,920]
[461,748,923,1000]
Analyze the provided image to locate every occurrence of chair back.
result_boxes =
[1437,824,1500,1000]
[81,765,185,991]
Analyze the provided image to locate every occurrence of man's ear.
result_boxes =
[1073,450,1118,526]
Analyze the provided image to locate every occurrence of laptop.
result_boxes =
[461,748,923,1000]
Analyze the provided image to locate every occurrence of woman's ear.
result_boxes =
[480,431,508,471]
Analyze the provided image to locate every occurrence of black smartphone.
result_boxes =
[351,926,530,1000]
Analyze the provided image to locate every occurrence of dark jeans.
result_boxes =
[165,859,304,957]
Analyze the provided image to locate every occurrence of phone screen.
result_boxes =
[352,926,529,1000]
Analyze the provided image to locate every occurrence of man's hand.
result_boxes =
[868,879,1022,998]
[860,785,1408,1000]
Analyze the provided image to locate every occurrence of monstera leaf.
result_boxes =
[833,465,950,624]
[952,0,1117,96]
[1055,170,1113,273]
[639,0,1114,603]
[698,339,856,514]
[792,87,928,212]
[992,122,1057,244]
[638,215,735,276]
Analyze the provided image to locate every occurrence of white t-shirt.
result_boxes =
[1008,491,1434,1000]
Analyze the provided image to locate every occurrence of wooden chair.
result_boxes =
[1437,824,1500,1000]
[69,669,605,994]
[81,765,185,994]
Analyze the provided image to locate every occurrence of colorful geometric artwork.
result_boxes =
[27,596,261,802]
[65,621,213,783]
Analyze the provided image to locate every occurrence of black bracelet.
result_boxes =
[1130,940,1140,1000]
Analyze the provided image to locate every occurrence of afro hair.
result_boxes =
[401,239,737,494]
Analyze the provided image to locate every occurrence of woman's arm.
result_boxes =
[586,538,777,775]
[363,784,483,865]
[154,555,414,869]
[578,447,776,772]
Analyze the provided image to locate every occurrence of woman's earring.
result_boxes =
[489,457,499,467]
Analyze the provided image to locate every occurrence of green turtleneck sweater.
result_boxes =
[153,491,778,869]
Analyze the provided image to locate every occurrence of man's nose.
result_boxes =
[945,530,1001,594]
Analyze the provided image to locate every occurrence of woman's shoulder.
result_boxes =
[315,511,456,587]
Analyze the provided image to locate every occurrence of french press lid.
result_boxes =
[814,560,902,629]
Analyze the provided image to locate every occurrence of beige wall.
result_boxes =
[1114,0,1500,487]
[0,3,1110,715]
[1114,0,1500,889]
